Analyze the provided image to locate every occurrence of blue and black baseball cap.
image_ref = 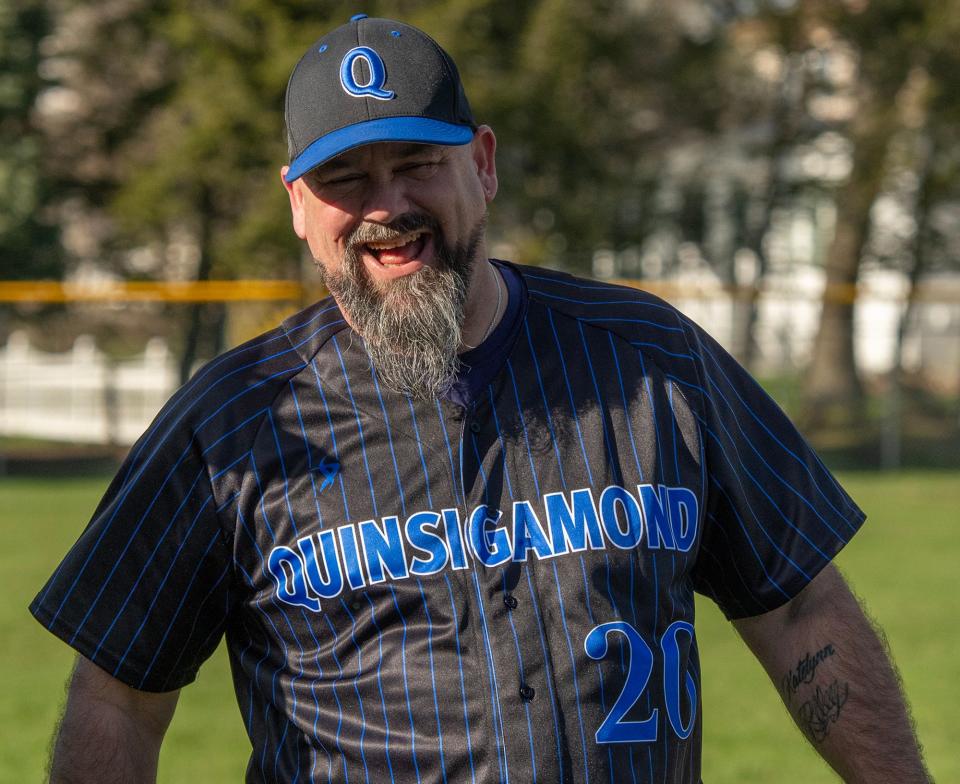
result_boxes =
[283,15,477,182]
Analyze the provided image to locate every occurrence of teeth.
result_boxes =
[365,230,425,251]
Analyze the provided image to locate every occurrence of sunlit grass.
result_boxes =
[3,471,955,782]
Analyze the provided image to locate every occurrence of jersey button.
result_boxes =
[469,421,481,434]
[518,684,535,702]
[503,594,518,610]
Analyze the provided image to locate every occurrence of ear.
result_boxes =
[280,166,307,240]
[471,125,498,203]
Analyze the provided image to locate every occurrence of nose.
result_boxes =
[361,175,411,224]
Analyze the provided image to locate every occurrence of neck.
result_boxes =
[459,258,503,352]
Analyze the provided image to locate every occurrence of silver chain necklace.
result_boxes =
[463,265,503,350]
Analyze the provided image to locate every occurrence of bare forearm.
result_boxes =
[735,566,931,784]
[776,626,926,782]
[48,657,178,784]
[50,703,161,783]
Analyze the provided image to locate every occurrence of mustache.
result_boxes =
[347,213,441,248]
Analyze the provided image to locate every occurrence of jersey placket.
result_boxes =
[455,393,566,783]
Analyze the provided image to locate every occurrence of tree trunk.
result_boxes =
[802,103,897,429]
[179,186,214,385]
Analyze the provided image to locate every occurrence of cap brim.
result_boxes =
[285,117,475,182]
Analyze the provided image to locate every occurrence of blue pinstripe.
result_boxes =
[65,468,207,645]
[468,429,491,506]
[88,488,211,660]
[523,566,566,780]
[369,365,408,518]
[434,400,465,506]
[522,321,568,489]
[117,310,341,487]
[321,614,351,784]
[602,553,639,784]
[361,593,396,784]
[690,340,860,520]
[470,571,510,783]
[388,584,423,784]
[629,341,694,361]
[505,359,541,497]
[529,322,593,779]
[607,332,646,483]
[332,336,379,518]
[576,320,622,484]
[110,495,214,668]
[501,570,538,781]
[337,599,371,784]
[416,577,450,784]
[443,574,478,784]
[547,309,594,485]
[707,478,793,600]
[529,276,859,524]
[681,360,855,538]
[250,454,277,540]
[698,418,821,576]
[310,360,351,520]
[485,386,515,500]
[159,559,232,690]
[406,398,435,508]
[552,560,592,784]
[578,557,615,781]
[268,409,302,537]
[299,608,335,784]
[484,407,556,778]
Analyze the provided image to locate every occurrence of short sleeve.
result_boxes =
[683,322,866,620]
[30,396,235,692]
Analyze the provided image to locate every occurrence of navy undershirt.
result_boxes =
[444,260,524,409]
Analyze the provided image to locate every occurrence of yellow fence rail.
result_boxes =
[0,280,307,303]
[0,278,957,304]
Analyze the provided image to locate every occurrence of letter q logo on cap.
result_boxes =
[339,46,395,100]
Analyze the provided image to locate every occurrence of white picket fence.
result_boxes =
[0,331,177,446]
[1,269,957,446]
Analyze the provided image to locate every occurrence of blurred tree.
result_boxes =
[0,0,61,281]
[444,0,730,270]
[794,0,923,426]
[29,0,960,413]
[40,0,359,378]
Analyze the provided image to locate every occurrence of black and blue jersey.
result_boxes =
[32,261,865,783]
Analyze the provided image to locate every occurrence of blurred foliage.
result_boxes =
[0,0,61,280]
[4,0,960,415]
[21,0,960,278]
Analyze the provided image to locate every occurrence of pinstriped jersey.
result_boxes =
[32,261,865,783]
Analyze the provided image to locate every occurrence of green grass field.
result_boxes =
[3,471,956,782]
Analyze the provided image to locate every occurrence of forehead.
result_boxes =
[318,142,447,173]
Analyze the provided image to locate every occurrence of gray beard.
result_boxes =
[316,214,485,399]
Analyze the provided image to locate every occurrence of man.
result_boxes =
[33,14,930,784]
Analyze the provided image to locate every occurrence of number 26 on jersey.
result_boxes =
[584,620,697,744]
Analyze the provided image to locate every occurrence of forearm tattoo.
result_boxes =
[780,643,836,702]
[780,643,849,744]
[796,679,850,743]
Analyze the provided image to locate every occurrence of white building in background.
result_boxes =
[2,268,958,447]
[0,332,177,446]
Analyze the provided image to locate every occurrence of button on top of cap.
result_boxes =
[350,14,368,21]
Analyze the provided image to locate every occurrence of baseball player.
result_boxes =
[33,14,930,784]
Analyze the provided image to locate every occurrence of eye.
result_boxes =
[323,172,365,187]
[398,160,439,176]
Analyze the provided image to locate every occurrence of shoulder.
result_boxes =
[513,262,697,361]
[141,297,349,455]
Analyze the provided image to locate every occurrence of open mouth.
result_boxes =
[363,229,430,266]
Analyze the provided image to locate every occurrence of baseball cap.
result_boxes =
[283,14,477,183]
